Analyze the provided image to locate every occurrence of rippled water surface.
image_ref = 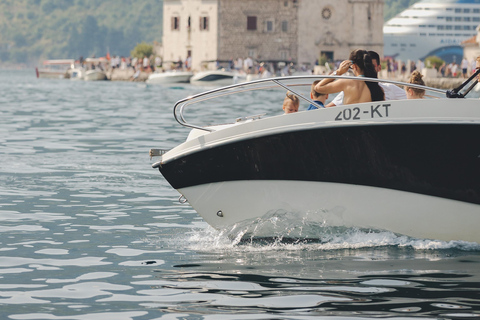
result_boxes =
[1,69,480,320]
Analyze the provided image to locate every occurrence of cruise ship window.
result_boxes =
[473,17,480,22]
[446,25,452,30]
[464,17,470,22]
[463,8,470,13]
[455,25,462,30]
[437,16,444,19]
[437,25,444,30]
[454,8,461,13]
[463,26,470,30]
[454,17,461,22]
[474,9,480,13]
[446,17,452,21]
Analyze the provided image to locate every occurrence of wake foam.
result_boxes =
[172,210,480,253]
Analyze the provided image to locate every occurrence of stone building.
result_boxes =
[162,0,384,71]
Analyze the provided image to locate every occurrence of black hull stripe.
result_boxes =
[159,124,480,205]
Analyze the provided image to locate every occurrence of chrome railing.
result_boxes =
[173,75,447,132]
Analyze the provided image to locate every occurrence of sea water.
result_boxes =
[0,69,479,320]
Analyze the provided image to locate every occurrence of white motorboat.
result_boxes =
[190,70,246,86]
[150,71,480,243]
[83,58,108,81]
[146,70,194,84]
[68,66,85,80]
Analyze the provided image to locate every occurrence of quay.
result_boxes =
[107,67,465,91]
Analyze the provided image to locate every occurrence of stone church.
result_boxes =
[162,0,384,71]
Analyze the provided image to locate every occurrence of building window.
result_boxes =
[474,9,480,13]
[284,1,288,6]
[446,17,452,21]
[248,48,256,58]
[171,16,180,31]
[281,20,288,32]
[200,16,209,31]
[247,16,257,30]
[280,50,288,60]
[265,20,274,32]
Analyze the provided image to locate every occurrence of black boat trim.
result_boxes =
[158,123,480,205]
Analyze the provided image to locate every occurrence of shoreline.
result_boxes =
[7,66,468,90]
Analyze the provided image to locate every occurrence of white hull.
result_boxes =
[146,71,193,84]
[152,75,480,243]
[84,70,107,81]
[179,180,480,243]
[190,70,246,86]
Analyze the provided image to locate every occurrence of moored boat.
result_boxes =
[83,58,108,81]
[146,70,194,84]
[36,59,75,79]
[150,72,480,242]
[190,70,246,86]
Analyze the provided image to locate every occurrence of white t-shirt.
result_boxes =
[330,82,407,106]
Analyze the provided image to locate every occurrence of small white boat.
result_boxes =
[146,70,194,84]
[83,58,108,81]
[68,66,85,80]
[190,70,246,86]
[84,69,107,81]
[151,71,480,243]
[36,59,75,79]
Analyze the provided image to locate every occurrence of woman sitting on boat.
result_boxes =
[405,70,426,99]
[314,49,384,105]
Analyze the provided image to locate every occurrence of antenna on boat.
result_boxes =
[446,68,480,98]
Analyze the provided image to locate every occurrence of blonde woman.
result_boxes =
[405,70,426,99]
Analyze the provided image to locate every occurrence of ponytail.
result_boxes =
[348,50,385,102]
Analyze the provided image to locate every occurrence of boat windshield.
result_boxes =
[173,75,472,132]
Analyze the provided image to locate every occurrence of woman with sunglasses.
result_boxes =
[314,49,384,105]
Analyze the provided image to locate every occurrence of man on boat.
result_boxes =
[325,50,406,107]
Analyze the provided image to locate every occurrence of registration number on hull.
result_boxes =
[335,104,391,121]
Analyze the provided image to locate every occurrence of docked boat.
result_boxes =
[190,70,246,86]
[150,71,480,243]
[83,58,108,81]
[35,59,75,79]
[146,70,194,84]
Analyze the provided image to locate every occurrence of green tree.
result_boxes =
[130,42,153,59]
[424,56,445,70]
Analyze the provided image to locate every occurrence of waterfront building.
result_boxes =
[383,0,480,63]
[462,25,480,61]
[162,0,384,71]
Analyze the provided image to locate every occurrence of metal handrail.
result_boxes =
[173,75,448,132]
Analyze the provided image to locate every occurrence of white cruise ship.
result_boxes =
[383,0,480,63]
